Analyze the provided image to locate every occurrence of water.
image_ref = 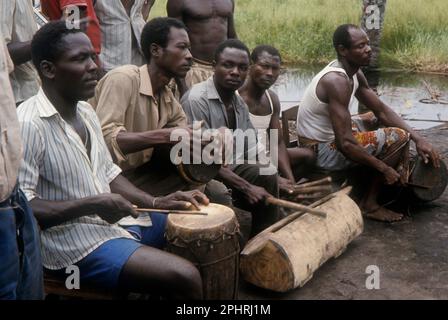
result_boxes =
[273,65,448,130]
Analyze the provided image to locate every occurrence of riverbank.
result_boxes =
[149,0,448,74]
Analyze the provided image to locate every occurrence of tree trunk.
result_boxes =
[359,0,387,112]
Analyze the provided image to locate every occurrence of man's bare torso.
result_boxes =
[168,0,235,62]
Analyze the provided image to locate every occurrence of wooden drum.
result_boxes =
[240,189,363,292]
[153,145,221,185]
[165,204,240,299]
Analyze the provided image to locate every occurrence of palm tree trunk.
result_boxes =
[360,0,387,90]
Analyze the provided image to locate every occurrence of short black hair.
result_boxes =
[251,45,282,64]
[214,39,250,63]
[140,17,187,63]
[333,24,360,51]
[31,20,82,72]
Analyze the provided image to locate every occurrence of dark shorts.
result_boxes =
[47,212,167,290]
[0,186,44,300]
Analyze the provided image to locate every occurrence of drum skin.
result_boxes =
[165,204,240,299]
[409,157,448,202]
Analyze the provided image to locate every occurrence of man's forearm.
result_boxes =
[109,175,154,209]
[7,41,32,65]
[339,138,390,173]
[116,129,174,155]
[218,166,252,193]
[278,143,295,181]
[30,197,102,230]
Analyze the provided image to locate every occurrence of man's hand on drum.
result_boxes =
[95,193,139,224]
[415,138,440,168]
[155,190,210,210]
[243,184,273,205]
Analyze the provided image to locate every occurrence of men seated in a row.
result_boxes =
[296,24,440,222]
[0,34,43,300]
[238,45,316,191]
[181,40,281,235]
[17,21,206,299]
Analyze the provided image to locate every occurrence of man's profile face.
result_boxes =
[345,28,372,67]
[159,27,192,78]
[51,33,98,101]
[214,47,250,91]
[250,51,281,90]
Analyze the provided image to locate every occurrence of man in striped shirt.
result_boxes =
[93,0,154,71]
[18,21,206,299]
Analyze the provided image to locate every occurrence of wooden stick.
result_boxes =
[294,192,328,200]
[266,197,327,218]
[132,206,208,216]
[293,185,333,194]
[295,176,332,188]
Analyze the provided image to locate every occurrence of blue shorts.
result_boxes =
[0,186,44,300]
[47,212,167,290]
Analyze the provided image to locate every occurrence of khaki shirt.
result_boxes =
[90,64,187,173]
[0,0,40,103]
[0,37,22,202]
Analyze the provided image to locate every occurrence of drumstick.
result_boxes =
[295,177,332,188]
[132,205,208,216]
[293,185,333,194]
[294,192,328,200]
[265,197,327,218]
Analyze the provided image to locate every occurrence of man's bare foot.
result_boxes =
[364,207,404,222]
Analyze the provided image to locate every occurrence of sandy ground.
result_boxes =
[239,123,448,300]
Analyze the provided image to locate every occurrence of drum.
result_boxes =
[240,189,363,292]
[165,203,240,299]
[153,145,221,185]
[408,157,448,202]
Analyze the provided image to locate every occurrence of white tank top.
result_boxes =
[297,60,359,142]
[248,91,274,131]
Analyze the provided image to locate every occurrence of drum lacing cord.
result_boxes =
[165,224,240,247]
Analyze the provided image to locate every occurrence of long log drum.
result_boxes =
[240,188,363,292]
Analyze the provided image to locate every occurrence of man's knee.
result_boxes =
[167,262,203,299]
[385,127,410,145]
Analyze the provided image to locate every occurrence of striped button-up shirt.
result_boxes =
[94,0,146,71]
[0,0,40,103]
[17,89,136,270]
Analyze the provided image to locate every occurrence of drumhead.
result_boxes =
[167,203,235,230]
[409,157,448,202]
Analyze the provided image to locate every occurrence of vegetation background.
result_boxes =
[150,0,448,73]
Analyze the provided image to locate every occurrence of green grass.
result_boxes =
[149,0,448,73]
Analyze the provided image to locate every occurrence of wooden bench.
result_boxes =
[44,273,124,300]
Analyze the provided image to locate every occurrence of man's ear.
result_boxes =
[337,44,348,58]
[40,60,56,80]
[150,43,161,60]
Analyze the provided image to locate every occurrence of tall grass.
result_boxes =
[149,0,448,73]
